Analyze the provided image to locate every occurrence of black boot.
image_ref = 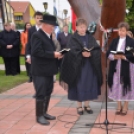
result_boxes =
[43,96,56,120]
[32,94,36,98]
[36,100,50,125]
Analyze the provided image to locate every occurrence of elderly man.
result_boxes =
[31,14,62,125]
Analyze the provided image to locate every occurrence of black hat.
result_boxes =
[40,14,58,26]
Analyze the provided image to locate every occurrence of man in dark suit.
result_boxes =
[0,22,20,75]
[57,25,72,50]
[25,11,43,82]
[31,14,62,125]
[57,25,72,68]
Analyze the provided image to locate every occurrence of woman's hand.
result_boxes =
[82,52,91,57]
[114,54,122,60]
[114,54,126,60]
[120,55,126,60]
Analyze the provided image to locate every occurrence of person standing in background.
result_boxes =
[21,22,32,80]
[0,22,20,75]
[51,31,61,82]
[25,11,43,83]
[57,25,72,68]
[57,25,72,50]
[10,23,21,74]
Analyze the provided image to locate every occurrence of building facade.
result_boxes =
[9,1,36,25]
[0,0,14,30]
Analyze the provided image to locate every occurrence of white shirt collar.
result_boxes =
[43,30,50,38]
[36,25,40,31]
[120,37,126,40]
[64,32,68,36]
[117,37,126,51]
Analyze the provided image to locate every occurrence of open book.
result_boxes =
[110,50,124,55]
[59,48,70,54]
[83,46,94,52]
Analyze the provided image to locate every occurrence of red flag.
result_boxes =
[71,8,77,32]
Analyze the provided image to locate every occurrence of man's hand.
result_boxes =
[26,57,31,64]
[58,55,64,59]
[54,52,62,58]
[82,52,91,57]
[7,45,13,49]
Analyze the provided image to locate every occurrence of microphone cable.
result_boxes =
[56,97,134,134]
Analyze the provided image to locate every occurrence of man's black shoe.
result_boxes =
[44,113,56,120]
[32,94,36,98]
[37,116,50,125]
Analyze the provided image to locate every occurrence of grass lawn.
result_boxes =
[0,56,25,65]
[0,70,28,93]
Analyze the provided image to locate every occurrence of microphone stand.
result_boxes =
[85,30,126,134]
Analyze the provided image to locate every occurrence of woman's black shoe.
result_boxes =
[84,106,93,114]
[77,107,83,115]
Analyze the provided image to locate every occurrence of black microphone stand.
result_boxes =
[85,29,126,134]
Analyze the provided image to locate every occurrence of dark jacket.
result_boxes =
[26,26,37,55]
[60,31,103,88]
[0,29,20,57]
[31,29,58,76]
[107,36,134,63]
[57,32,72,50]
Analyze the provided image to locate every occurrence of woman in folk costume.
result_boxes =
[60,18,103,115]
[107,22,134,115]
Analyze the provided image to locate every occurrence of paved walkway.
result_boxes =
[0,81,134,134]
[0,64,26,71]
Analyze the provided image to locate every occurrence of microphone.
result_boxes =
[106,28,113,33]
[101,28,113,52]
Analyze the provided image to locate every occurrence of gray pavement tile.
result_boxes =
[69,127,90,133]
[69,132,89,134]
[55,103,72,107]
[51,94,65,98]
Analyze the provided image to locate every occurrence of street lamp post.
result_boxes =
[43,2,48,13]
[63,9,68,18]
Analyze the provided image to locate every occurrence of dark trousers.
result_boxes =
[17,56,20,74]
[33,76,53,100]
[3,57,18,75]
[25,62,32,78]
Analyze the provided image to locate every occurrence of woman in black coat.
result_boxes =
[0,22,20,75]
[60,18,103,115]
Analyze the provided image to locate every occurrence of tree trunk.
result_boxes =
[101,0,126,40]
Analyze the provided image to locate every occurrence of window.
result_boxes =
[14,16,23,20]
